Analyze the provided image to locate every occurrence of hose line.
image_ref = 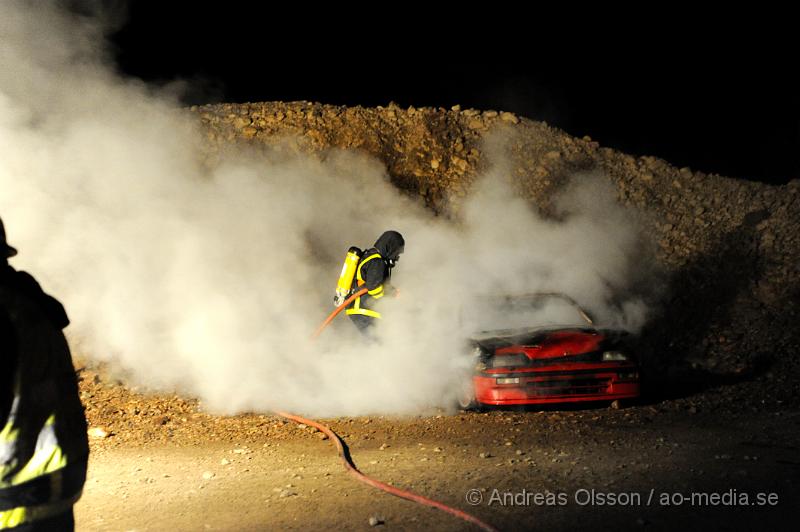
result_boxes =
[274,411,498,532]
[311,288,368,339]
[304,289,497,529]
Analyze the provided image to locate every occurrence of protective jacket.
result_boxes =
[345,231,404,320]
[0,266,88,529]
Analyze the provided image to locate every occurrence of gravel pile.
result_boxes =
[194,100,799,406]
[77,101,799,443]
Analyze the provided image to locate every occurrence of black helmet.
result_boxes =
[374,230,404,262]
[0,217,17,258]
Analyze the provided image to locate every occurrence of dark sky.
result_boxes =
[107,3,799,184]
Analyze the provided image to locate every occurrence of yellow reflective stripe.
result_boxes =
[345,308,382,319]
[0,507,25,529]
[355,253,382,284]
[1,416,67,488]
[13,416,66,486]
[0,492,79,529]
[345,287,382,319]
[12,444,66,486]
[349,253,385,318]
[0,423,17,443]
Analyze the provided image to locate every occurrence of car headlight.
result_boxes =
[602,351,629,362]
[490,354,529,368]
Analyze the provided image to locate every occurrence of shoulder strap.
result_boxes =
[356,253,382,283]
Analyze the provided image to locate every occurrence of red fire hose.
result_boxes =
[311,288,368,339]
[297,290,498,531]
[274,411,498,532]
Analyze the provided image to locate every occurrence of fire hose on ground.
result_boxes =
[274,288,498,531]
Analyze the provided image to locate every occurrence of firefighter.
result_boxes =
[345,230,404,335]
[0,217,89,531]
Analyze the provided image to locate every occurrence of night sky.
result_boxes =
[106,3,798,184]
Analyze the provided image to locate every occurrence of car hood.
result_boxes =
[471,325,628,360]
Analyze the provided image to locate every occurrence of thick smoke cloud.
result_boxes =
[1,1,654,416]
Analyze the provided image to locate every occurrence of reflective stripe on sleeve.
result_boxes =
[0,492,79,529]
[0,460,87,512]
[1,416,67,489]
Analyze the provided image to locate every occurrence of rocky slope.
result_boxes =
[77,101,799,442]
[192,100,799,401]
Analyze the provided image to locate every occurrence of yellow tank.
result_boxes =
[334,246,362,306]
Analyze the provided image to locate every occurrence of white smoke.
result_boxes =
[0,1,654,416]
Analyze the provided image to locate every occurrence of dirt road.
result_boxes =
[75,392,798,531]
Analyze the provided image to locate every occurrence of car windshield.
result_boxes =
[461,292,593,334]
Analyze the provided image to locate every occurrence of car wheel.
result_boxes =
[457,379,479,411]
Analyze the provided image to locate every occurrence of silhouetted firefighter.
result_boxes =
[0,217,88,531]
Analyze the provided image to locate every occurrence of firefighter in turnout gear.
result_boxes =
[346,230,404,335]
[0,217,89,531]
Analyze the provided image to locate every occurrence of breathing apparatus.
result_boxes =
[334,246,363,306]
[385,243,403,271]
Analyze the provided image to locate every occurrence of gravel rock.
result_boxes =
[88,427,109,439]
[500,111,519,123]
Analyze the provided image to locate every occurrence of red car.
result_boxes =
[458,293,640,409]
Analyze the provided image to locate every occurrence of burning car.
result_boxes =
[458,293,640,409]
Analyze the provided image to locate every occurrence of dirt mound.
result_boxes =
[77,101,798,444]
[193,100,799,393]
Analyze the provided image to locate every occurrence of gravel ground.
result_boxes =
[76,382,798,531]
